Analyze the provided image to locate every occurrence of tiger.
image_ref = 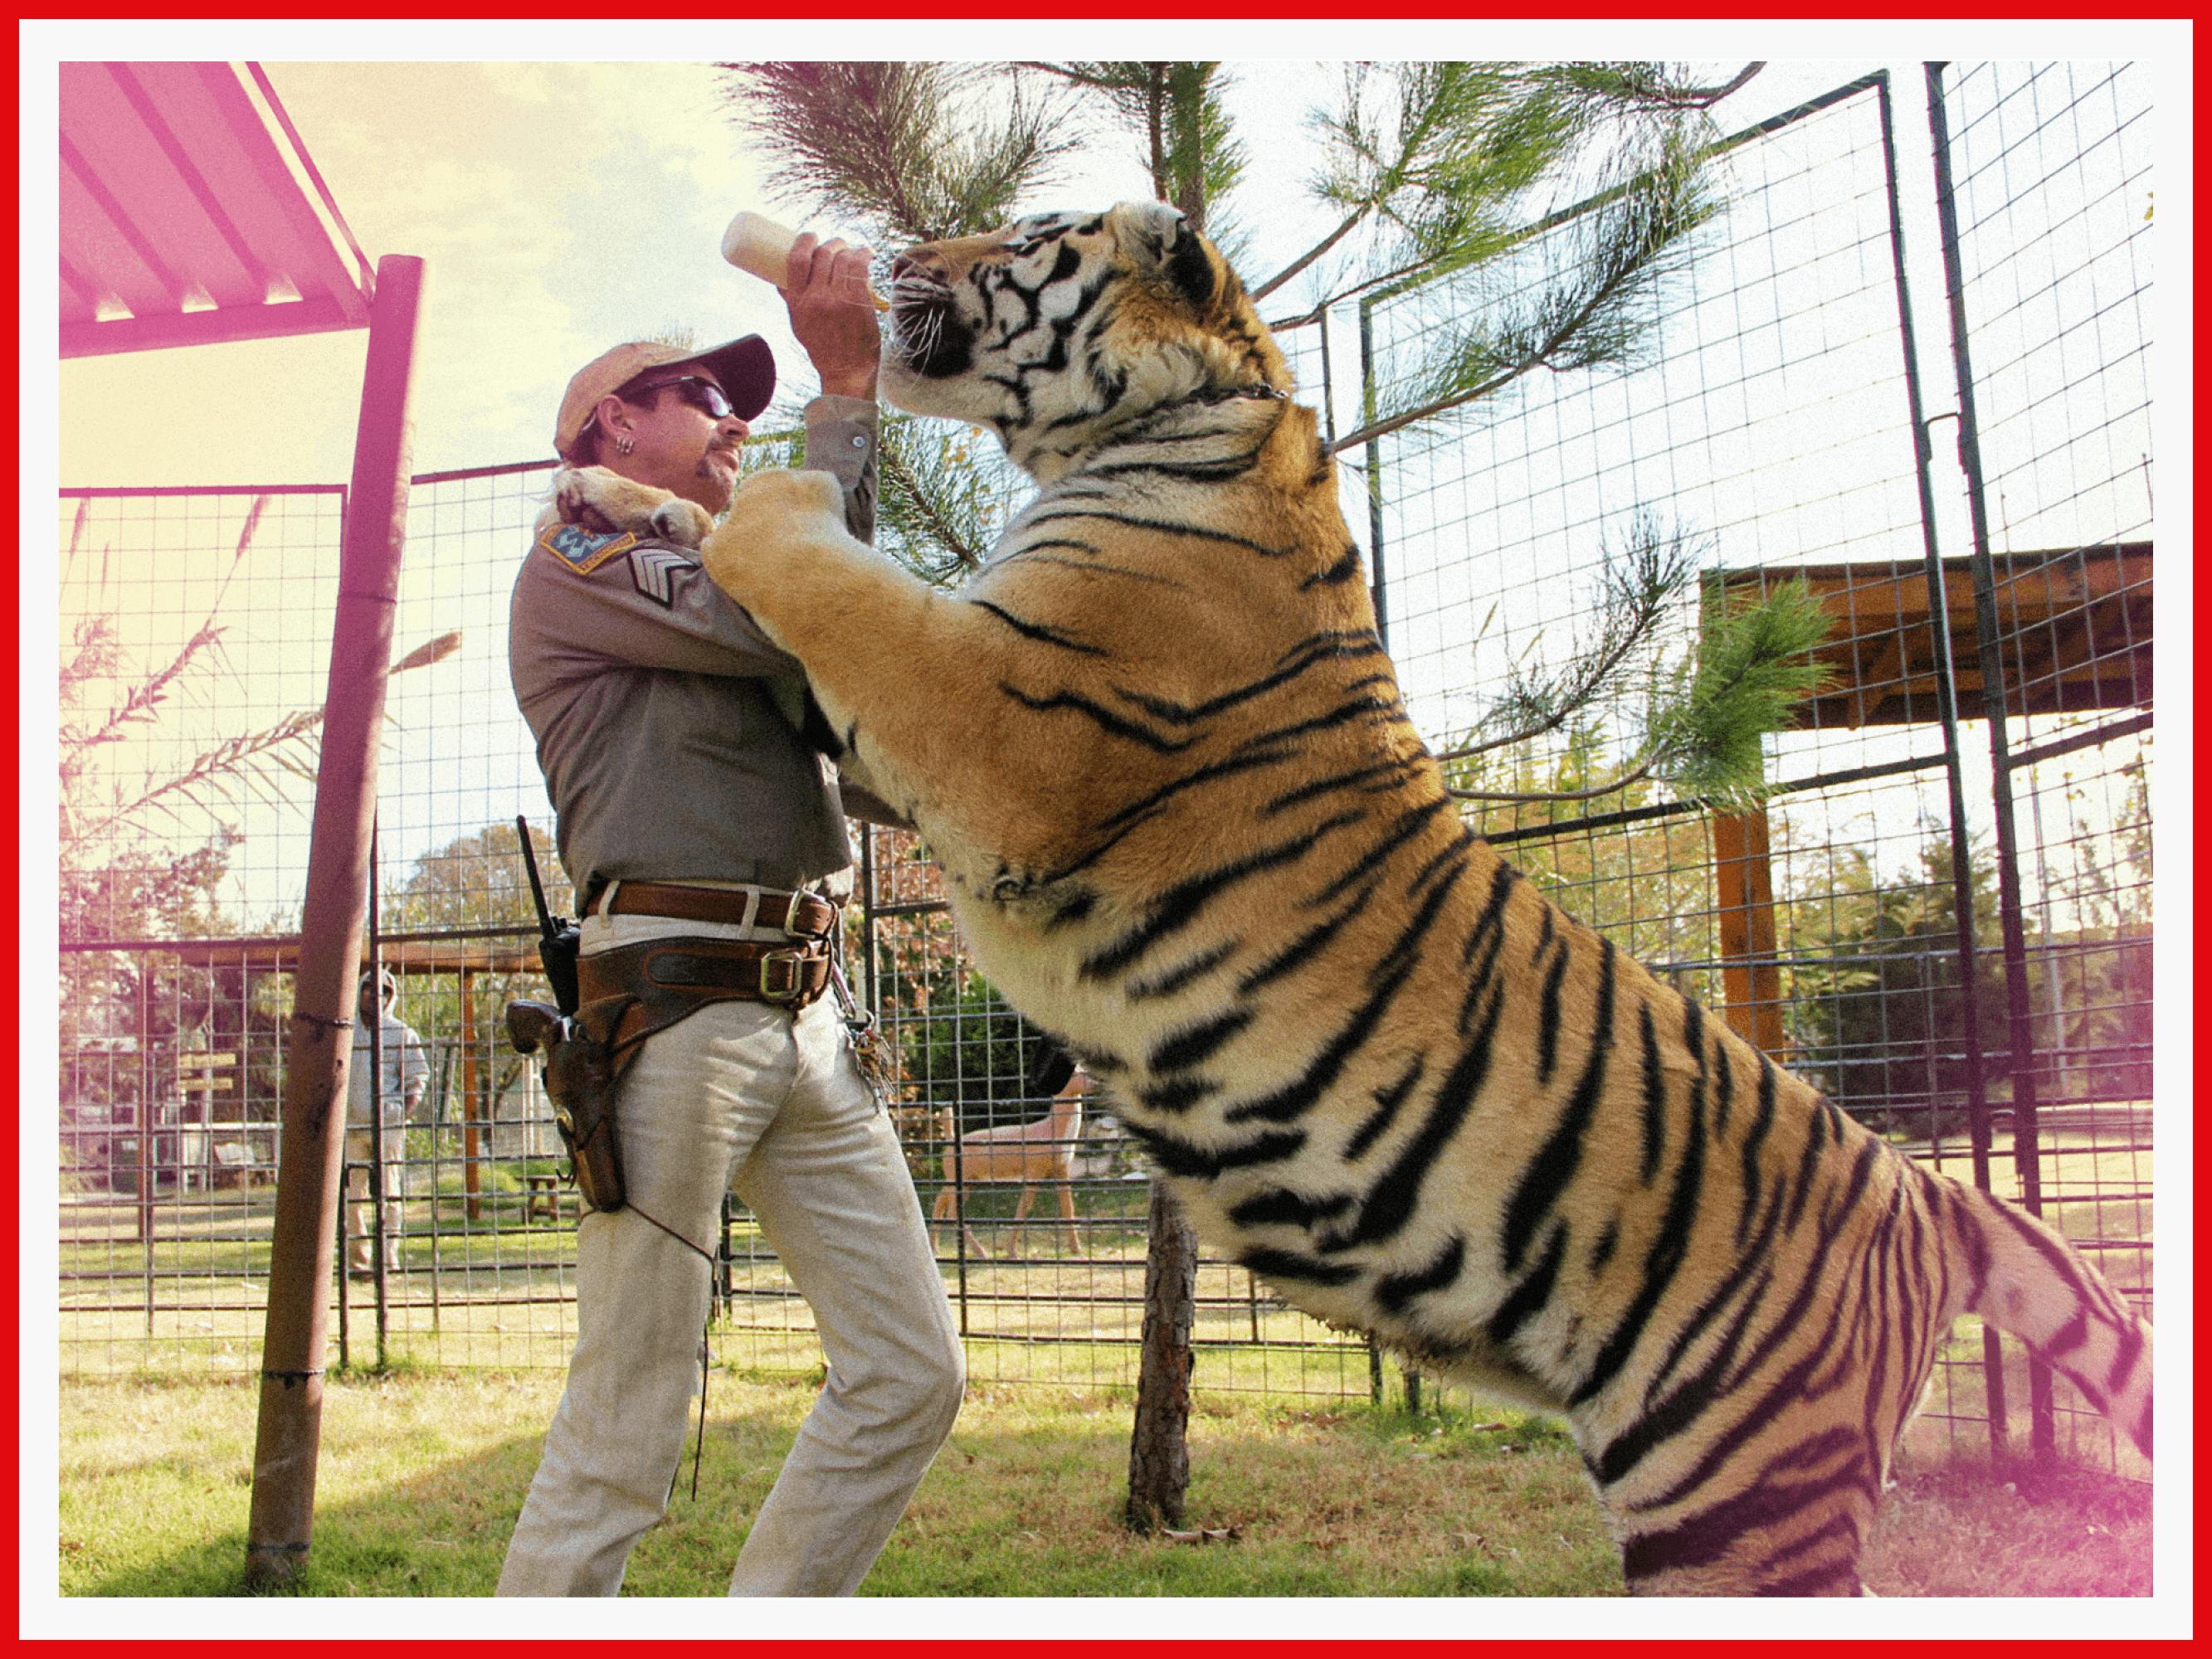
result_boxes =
[553,200,2153,1595]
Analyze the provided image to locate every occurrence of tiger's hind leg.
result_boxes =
[1591,1420,1883,1596]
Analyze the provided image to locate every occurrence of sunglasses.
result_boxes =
[621,374,737,421]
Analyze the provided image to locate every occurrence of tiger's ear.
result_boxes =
[1113,200,1218,313]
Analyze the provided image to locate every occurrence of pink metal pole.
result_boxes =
[245,254,425,1588]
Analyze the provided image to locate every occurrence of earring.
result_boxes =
[614,435,635,456]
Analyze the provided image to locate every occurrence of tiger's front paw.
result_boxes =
[647,497,714,548]
[700,469,849,596]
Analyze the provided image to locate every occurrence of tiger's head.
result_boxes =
[881,202,1293,481]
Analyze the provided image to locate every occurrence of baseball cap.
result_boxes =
[553,335,777,461]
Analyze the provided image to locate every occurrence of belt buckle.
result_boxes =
[758,949,806,1002]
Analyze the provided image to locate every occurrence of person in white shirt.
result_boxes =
[346,968,428,1277]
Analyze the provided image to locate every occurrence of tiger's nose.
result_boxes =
[891,248,943,283]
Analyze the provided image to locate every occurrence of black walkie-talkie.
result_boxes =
[516,815,581,1015]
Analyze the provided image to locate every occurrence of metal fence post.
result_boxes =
[1356,299,1389,649]
[245,253,426,1587]
[1923,66,2054,1461]
[1879,68,2009,1459]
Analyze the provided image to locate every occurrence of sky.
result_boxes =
[46,38,2156,489]
[32,31,2188,922]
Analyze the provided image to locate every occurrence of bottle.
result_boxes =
[721,211,890,311]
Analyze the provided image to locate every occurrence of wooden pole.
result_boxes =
[1125,1180,1196,1531]
[1712,807,1787,1059]
[245,255,425,1588]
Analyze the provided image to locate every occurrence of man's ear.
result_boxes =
[595,392,635,443]
[1113,200,1217,312]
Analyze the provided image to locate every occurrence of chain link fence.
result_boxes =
[56,65,2154,1474]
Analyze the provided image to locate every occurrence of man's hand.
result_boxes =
[784,233,880,402]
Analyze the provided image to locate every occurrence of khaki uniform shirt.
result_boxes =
[509,395,883,901]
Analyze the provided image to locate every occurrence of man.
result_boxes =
[346,969,428,1279]
[499,236,964,1598]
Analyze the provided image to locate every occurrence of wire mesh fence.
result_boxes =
[54,65,2155,1473]
[1926,59,2156,1470]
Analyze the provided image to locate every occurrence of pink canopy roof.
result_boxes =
[60,61,374,358]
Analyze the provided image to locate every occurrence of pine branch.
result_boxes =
[876,416,1011,585]
[1331,131,1717,454]
[1433,512,1694,765]
[879,437,985,577]
[716,62,1079,246]
[1640,577,1834,809]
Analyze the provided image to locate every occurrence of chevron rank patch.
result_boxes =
[629,546,697,606]
[536,522,636,574]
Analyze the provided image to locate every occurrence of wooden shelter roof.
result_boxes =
[1713,542,2151,729]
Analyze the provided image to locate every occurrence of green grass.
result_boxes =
[57,1369,2149,1598]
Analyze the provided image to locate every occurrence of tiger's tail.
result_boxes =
[1948,1180,2153,1457]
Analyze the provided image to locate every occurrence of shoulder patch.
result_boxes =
[536,523,637,573]
[629,545,697,606]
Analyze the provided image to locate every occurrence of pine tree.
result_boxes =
[715,56,1816,1531]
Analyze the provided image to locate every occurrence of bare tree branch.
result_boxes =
[1449,759,1656,804]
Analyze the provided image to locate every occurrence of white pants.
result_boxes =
[498,908,964,1597]
[343,1127,404,1272]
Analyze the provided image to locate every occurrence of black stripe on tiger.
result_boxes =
[1638,1002,1666,1184]
[1597,1223,1786,1486]
[1115,630,1386,727]
[1501,939,1619,1275]
[1225,855,1468,1126]
[1615,1142,1886,1502]
[1535,937,1571,1083]
[969,598,1108,655]
[1095,745,1301,837]
[1375,1233,1467,1316]
[1230,687,1408,756]
[1125,941,1237,1002]
[1119,1119,1304,1180]
[1567,1035,1708,1408]
[1238,877,1379,996]
[1345,1053,1425,1161]
[1229,1186,1353,1230]
[1087,450,1269,484]
[1408,828,1475,900]
[1079,811,1364,981]
[1312,796,1454,907]
[1531,903,1556,965]
[1620,1427,1870,1590]
[1013,505,1299,559]
[1239,1246,1362,1287]
[1735,1057,1779,1247]
[1135,1077,1215,1114]
[1262,757,1423,820]
[1486,1218,1569,1346]
[1300,545,1363,589]
[1328,970,1508,1252]
[1150,1005,1255,1073]
[1001,683,1195,752]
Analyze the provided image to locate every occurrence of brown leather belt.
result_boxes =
[583,879,838,939]
[577,937,832,1016]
